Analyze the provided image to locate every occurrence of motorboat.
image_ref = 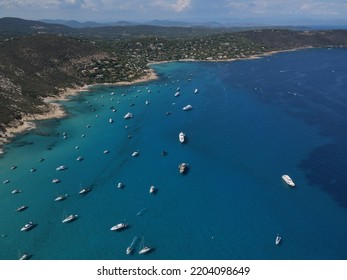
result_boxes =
[79,188,90,195]
[178,163,188,174]
[56,165,67,171]
[149,185,156,194]
[19,253,31,260]
[103,150,110,154]
[52,178,61,184]
[179,132,185,143]
[282,175,295,187]
[132,151,139,157]
[109,118,114,123]
[76,156,84,161]
[117,182,124,189]
[124,112,133,119]
[3,179,10,184]
[11,189,22,194]
[194,88,199,94]
[21,222,35,232]
[62,214,78,223]
[182,104,192,111]
[275,234,282,245]
[55,194,69,201]
[16,205,28,212]
[110,223,128,231]
[174,91,180,97]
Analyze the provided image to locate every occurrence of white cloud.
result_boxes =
[153,0,191,13]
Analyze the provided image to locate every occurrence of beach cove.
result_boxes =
[1,48,347,260]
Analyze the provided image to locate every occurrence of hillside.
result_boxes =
[0,35,108,132]
[1,18,347,145]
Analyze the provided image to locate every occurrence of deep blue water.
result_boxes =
[1,48,347,260]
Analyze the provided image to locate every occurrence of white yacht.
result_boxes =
[110,223,128,231]
[55,194,68,201]
[182,104,193,111]
[282,175,295,187]
[56,165,67,171]
[179,132,185,143]
[11,189,22,194]
[178,163,188,174]
[149,185,156,194]
[79,187,90,195]
[19,253,30,260]
[62,214,78,223]
[124,112,133,119]
[21,222,35,232]
[16,205,28,212]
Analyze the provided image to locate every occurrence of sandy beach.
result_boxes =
[0,67,159,151]
[0,48,306,153]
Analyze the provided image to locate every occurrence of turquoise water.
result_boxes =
[1,48,347,260]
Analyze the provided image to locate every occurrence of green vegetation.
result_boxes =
[1,17,347,136]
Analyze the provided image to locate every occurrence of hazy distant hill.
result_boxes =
[0,17,73,38]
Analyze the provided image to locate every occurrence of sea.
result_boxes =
[1,48,347,260]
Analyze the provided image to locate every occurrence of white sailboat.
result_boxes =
[275,234,282,245]
[138,236,152,254]
[126,236,138,255]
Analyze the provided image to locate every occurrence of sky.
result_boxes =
[1,0,347,25]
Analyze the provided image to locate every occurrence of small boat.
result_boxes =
[76,156,84,161]
[62,214,78,223]
[16,205,28,212]
[124,112,133,119]
[179,132,185,143]
[149,185,156,194]
[110,223,128,231]
[132,151,139,157]
[182,104,193,111]
[79,187,91,195]
[3,179,10,184]
[194,88,199,94]
[56,165,67,171]
[30,168,37,172]
[21,222,35,232]
[52,178,61,184]
[19,253,31,260]
[174,91,180,97]
[11,189,22,194]
[126,236,138,255]
[117,182,124,189]
[138,236,152,254]
[161,150,168,156]
[178,163,188,174]
[103,150,110,154]
[10,166,17,170]
[282,175,295,187]
[55,193,68,201]
[145,100,150,105]
[275,234,282,245]
[109,118,114,123]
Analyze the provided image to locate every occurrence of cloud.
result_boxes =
[153,0,191,13]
